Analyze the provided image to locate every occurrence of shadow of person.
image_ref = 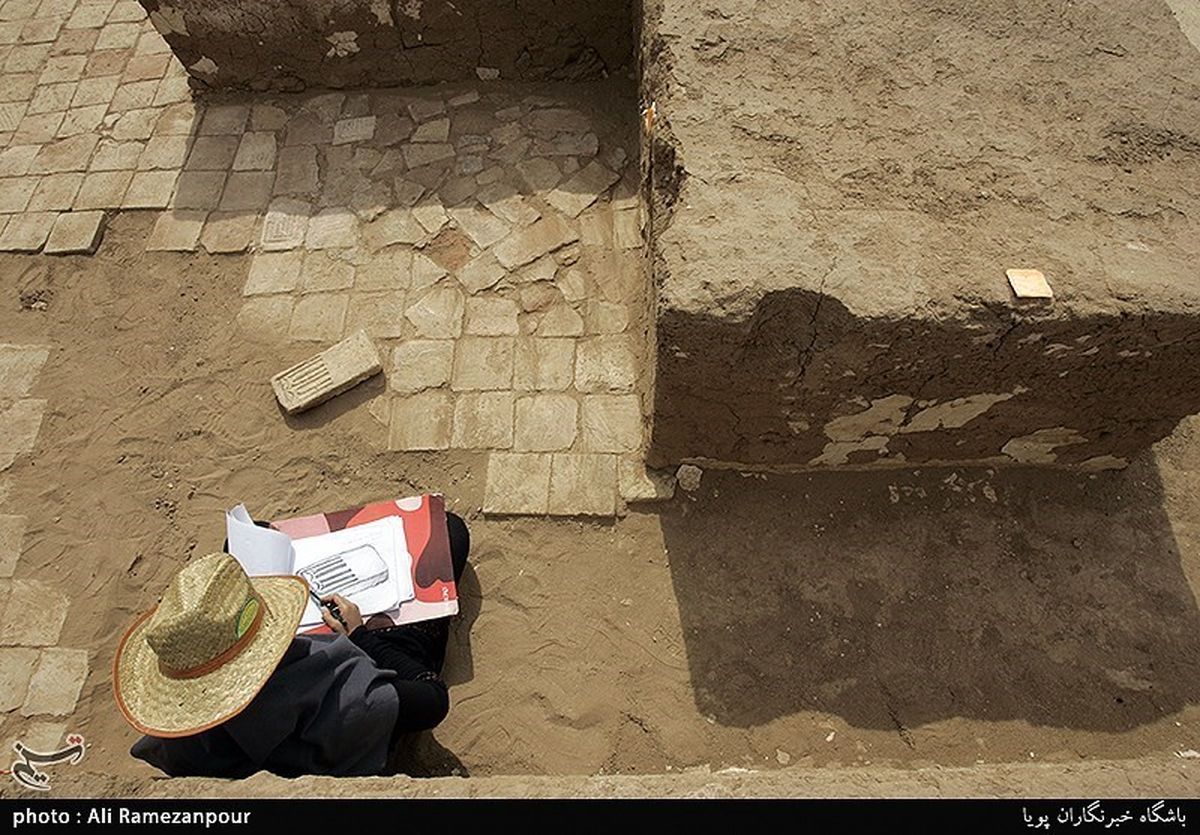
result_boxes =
[658,453,1200,734]
[443,562,481,686]
[387,732,469,778]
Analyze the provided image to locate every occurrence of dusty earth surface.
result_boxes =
[644,0,1200,470]
[2,210,1200,790]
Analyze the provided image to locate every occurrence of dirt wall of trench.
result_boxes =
[647,294,1200,472]
[136,0,635,91]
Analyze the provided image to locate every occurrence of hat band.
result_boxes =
[157,593,268,680]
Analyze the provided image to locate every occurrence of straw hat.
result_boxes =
[113,552,308,738]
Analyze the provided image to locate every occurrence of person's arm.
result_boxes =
[321,595,450,732]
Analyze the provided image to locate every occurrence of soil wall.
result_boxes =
[136,0,634,91]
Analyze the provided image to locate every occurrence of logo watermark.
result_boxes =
[2,733,84,791]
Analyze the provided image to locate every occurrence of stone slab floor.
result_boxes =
[0,0,665,518]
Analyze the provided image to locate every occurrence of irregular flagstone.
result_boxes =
[546,161,619,218]
[517,158,562,192]
[402,142,454,169]
[456,252,506,294]
[537,304,584,337]
[0,399,46,456]
[493,215,579,269]
[618,458,676,503]
[0,346,49,398]
[476,181,540,227]
[411,117,450,143]
[464,297,520,336]
[0,514,26,578]
[405,286,464,338]
[483,452,552,515]
[448,204,510,249]
[364,208,425,251]
[411,253,449,290]
[411,198,449,235]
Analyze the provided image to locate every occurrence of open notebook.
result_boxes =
[225,503,415,632]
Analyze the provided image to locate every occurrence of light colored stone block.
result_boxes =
[299,250,355,292]
[580,394,643,453]
[233,131,277,170]
[411,198,448,235]
[345,292,407,339]
[513,338,574,391]
[483,452,551,515]
[464,296,519,336]
[288,294,348,342]
[261,197,311,251]
[363,208,424,251]
[0,345,49,398]
[451,337,514,391]
[448,204,510,249]
[122,169,176,208]
[305,206,357,249]
[477,181,540,227]
[613,209,641,249]
[411,117,449,143]
[407,98,446,122]
[237,297,294,340]
[21,647,89,717]
[271,329,382,414]
[0,722,67,760]
[452,391,514,449]
[0,647,38,711]
[137,133,190,170]
[405,286,464,338]
[332,115,376,145]
[575,336,637,392]
[274,145,318,195]
[549,453,617,516]
[74,169,131,209]
[0,579,67,646]
[146,209,205,251]
[200,211,257,254]
[244,251,303,296]
[44,209,104,254]
[618,458,676,503]
[546,161,619,218]
[389,390,453,451]
[0,514,25,577]
[0,399,45,455]
[28,172,83,211]
[0,176,37,213]
[0,212,56,251]
[493,214,579,269]
[391,340,454,393]
[198,103,249,136]
[537,304,584,337]
[514,394,578,452]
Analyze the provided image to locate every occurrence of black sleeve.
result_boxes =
[349,627,449,733]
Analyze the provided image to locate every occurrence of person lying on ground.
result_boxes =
[112,513,471,778]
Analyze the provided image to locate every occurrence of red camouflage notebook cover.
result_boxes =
[271,493,458,632]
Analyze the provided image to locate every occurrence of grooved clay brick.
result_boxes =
[270,329,382,415]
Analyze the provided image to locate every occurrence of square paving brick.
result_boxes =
[618,458,676,503]
[299,250,355,292]
[451,337,514,391]
[549,453,617,516]
[243,250,303,296]
[71,72,118,106]
[0,514,26,577]
[0,344,49,397]
[14,111,64,144]
[122,169,175,208]
[170,170,224,210]
[514,393,578,452]
[579,394,642,453]
[305,206,357,249]
[88,137,141,170]
[0,579,66,646]
[218,170,272,211]
[346,291,406,339]
[536,303,584,337]
[274,145,318,194]
[0,144,38,177]
[390,339,453,393]
[514,340,573,394]
[153,100,199,136]
[44,209,104,253]
[109,77,157,111]
[0,102,28,135]
[122,52,168,82]
[84,48,129,77]
[0,176,36,212]
[57,102,105,135]
[405,286,464,338]
[108,1,146,24]
[233,131,276,170]
[0,647,38,711]
[65,3,110,29]
[288,294,348,342]
[110,106,159,140]
[0,212,55,250]
[261,196,310,251]
[21,647,89,716]
[185,135,237,170]
[145,209,205,251]
[136,133,189,169]
[41,55,88,84]
[575,335,637,392]
[483,452,551,515]
[389,390,453,451]
[151,73,189,106]
[452,391,514,449]
[200,210,256,253]
[94,20,138,49]
[0,73,37,104]
[28,81,76,114]
[27,171,82,210]
[464,296,520,336]
[236,297,293,340]
[354,247,410,292]
[198,103,249,136]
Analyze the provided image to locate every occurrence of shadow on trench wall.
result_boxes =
[657,454,1200,732]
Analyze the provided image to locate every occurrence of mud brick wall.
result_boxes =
[137,0,634,91]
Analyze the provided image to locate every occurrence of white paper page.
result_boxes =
[292,517,413,626]
[225,504,295,577]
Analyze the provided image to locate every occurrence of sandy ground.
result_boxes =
[2,211,1200,790]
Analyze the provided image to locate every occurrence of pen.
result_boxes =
[308,589,348,630]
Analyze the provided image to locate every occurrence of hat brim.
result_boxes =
[113,575,308,738]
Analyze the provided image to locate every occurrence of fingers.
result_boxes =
[320,608,344,634]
